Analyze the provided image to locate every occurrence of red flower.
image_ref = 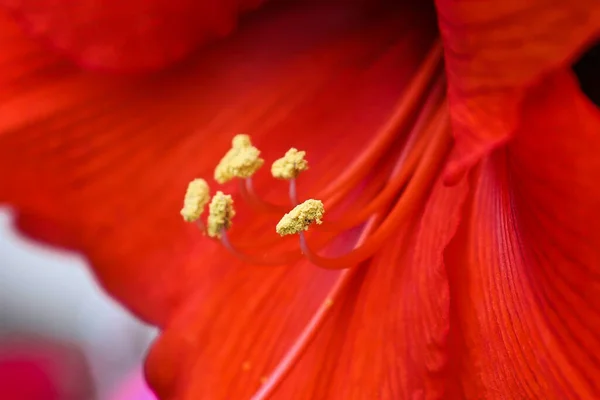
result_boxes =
[1,0,599,398]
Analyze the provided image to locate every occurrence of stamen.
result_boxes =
[298,110,452,269]
[239,177,289,213]
[323,83,446,230]
[238,146,309,213]
[276,200,325,236]
[214,134,264,184]
[323,73,446,212]
[206,191,235,239]
[315,41,443,204]
[288,178,299,206]
[220,227,303,266]
[232,134,252,148]
[195,219,207,234]
[271,148,309,180]
[180,178,210,222]
[181,39,450,400]
[250,214,383,400]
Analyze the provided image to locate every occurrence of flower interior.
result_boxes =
[176,39,453,399]
[182,41,451,270]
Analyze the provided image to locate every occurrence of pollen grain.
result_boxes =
[215,134,264,184]
[276,199,324,236]
[180,178,210,222]
[271,148,308,179]
[207,191,235,238]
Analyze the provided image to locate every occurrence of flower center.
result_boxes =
[179,39,451,399]
[181,40,451,270]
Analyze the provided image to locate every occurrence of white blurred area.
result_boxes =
[0,207,158,399]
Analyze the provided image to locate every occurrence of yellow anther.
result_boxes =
[271,148,308,179]
[207,191,235,238]
[214,134,264,184]
[180,178,210,222]
[232,134,252,148]
[276,199,325,236]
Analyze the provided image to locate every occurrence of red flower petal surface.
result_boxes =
[435,0,600,181]
[1,0,267,71]
[0,3,438,398]
[146,173,468,400]
[446,70,600,398]
[260,173,469,399]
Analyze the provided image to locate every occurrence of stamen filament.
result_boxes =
[316,41,443,204]
[220,228,302,266]
[323,74,446,220]
[250,214,383,400]
[239,177,289,213]
[299,111,451,269]
[323,89,446,230]
[195,219,206,233]
[182,39,451,398]
[289,178,299,206]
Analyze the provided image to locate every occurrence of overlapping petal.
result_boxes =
[446,70,600,398]
[282,175,469,399]
[435,0,600,181]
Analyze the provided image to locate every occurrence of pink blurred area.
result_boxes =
[0,342,156,400]
[0,340,156,400]
[0,337,93,400]
[0,208,156,399]
[109,370,156,400]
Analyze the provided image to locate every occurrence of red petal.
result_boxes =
[446,70,600,397]
[1,0,267,71]
[267,174,469,399]
[0,3,438,398]
[0,12,113,136]
[435,0,600,181]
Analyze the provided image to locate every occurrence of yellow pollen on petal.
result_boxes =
[276,199,325,236]
[207,191,235,238]
[271,148,309,179]
[242,361,251,371]
[180,178,210,222]
[214,134,264,184]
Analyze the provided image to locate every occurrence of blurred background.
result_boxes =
[0,206,157,400]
